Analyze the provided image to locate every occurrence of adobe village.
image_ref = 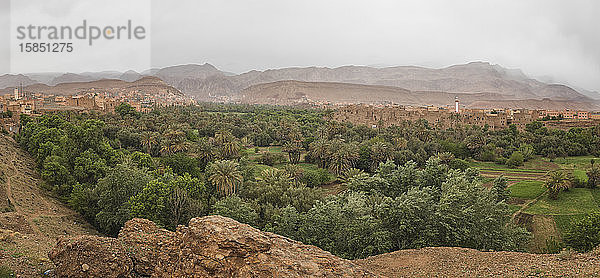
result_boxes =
[1,61,600,277]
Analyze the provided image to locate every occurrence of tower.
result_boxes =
[14,87,19,100]
[454,96,459,113]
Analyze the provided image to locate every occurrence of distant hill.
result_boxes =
[119,70,143,82]
[49,73,97,85]
[240,80,505,106]
[160,62,593,103]
[0,74,37,90]
[2,62,597,108]
[0,76,184,96]
[239,80,597,110]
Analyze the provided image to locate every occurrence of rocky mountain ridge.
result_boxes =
[2,62,598,108]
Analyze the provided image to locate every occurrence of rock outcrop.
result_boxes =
[49,216,377,278]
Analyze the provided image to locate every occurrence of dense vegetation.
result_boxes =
[15,104,600,258]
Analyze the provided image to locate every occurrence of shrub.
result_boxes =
[569,172,587,188]
[490,176,509,202]
[564,212,600,252]
[449,158,469,170]
[213,195,258,227]
[300,168,332,188]
[479,150,497,162]
[495,157,507,165]
[543,236,564,254]
[519,143,534,161]
[506,151,524,168]
[257,152,285,166]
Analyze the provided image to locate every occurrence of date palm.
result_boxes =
[214,131,240,159]
[256,168,292,186]
[545,171,571,200]
[329,142,360,175]
[370,141,393,170]
[340,168,365,184]
[207,160,243,196]
[308,140,330,168]
[587,160,600,189]
[283,164,304,186]
[141,131,158,155]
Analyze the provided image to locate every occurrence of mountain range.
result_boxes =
[1,62,599,109]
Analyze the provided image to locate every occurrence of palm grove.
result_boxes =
[14,103,600,259]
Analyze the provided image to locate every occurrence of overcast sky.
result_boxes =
[3,0,600,92]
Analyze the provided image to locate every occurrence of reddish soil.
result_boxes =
[356,247,600,277]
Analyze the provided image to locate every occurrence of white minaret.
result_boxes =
[14,87,19,100]
[454,96,459,113]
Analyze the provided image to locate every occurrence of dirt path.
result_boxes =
[511,189,548,222]
[529,215,562,253]
[3,151,43,235]
[480,170,547,181]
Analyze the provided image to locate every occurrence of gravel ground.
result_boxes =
[355,247,600,277]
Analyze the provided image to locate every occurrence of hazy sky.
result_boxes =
[3,0,600,92]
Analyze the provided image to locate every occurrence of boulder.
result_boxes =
[49,215,377,278]
[48,236,133,278]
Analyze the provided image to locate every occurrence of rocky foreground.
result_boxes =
[49,215,600,278]
[49,215,376,277]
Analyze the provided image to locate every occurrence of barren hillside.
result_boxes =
[0,74,37,89]
[160,62,595,102]
[0,76,184,97]
[239,80,598,110]
[3,62,597,106]
[0,134,97,277]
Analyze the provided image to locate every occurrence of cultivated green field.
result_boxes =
[525,188,599,215]
[509,181,546,199]
[470,156,600,252]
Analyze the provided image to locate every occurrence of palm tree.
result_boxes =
[141,132,158,155]
[587,160,600,189]
[207,160,243,196]
[329,142,360,175]
[283,164,304,186]
[160,143,174,156]
[545,171,571,200]
[340,168,365,184]
[308,140,330,168]
[214,131,240,160]
[282,141,303,164]
[192,138,214,165]
[160,130,188,156]
[256,168,292,186]
[370,141,393,170]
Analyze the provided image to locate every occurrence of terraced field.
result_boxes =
[470,156,600,253]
